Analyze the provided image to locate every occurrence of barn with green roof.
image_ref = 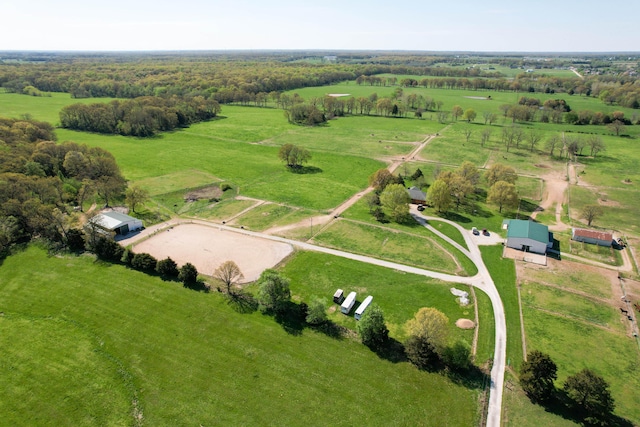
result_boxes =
[504,219,552,254]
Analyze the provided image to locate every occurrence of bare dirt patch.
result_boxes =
[534,164,550,169]
[456,318,476,329]
[132,223,293,283]
[531,171,569,231]
[597,197,621,207]
[184,186,223,202]
[518,257,621,305]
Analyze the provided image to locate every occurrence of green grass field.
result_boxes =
[0,246,481,426]
[313,219,472,276]
[232,203,316,232]
[0,92,117,124]
[55,120,384,211]
[522,309,640,425]
[279,251,475,343]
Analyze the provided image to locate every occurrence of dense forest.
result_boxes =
[0,117,126,254]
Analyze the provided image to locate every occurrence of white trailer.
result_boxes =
[340,291,357,314]
[354,295,373,320]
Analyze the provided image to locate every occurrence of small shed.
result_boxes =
[407,186,427,204]
[354,295,373,320]
[341,291,357,314]
[91,211,143,236]
[505,219,551,254]
[572,228,613,247]
[333,289,345,304]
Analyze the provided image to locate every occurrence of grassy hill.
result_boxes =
[0,246,481,426]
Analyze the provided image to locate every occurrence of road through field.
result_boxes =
[123,210,506,427]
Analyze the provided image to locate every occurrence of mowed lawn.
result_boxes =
[279,251,477,344]
[0,246,481,427]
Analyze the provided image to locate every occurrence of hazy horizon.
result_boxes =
[2,0,639,53]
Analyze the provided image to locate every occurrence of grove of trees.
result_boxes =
[60,96,221,137]
[0,117,127,254]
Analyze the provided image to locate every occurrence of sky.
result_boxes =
[1,0,639,52]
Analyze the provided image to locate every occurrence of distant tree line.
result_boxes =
[1,53,638,113]
[60,96,221,137]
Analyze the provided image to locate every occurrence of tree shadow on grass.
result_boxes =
[439,211,472,223]
[183,280,210,293]
[445,365,488,390]
[226,290,258,314]
[533,389,634,427]
[310,321,346,340]
[370,337,408,364]
[518,199,539,216]
[288,165,323,175]
[273,301,306,336]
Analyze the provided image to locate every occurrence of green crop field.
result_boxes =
[0,246,481,427]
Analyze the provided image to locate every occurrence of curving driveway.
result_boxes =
[128,211,506,427]
[411,208,506,427]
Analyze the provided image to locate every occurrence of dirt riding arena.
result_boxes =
[132,223,293,283]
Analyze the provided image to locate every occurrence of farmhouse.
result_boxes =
[572,227,613,247]
[504,219,552,254]
[91,211,144,236]
[407,186,427,204]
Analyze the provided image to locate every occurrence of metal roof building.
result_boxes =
[505,219,552,254]
[572,228,613,247]
[92,211,143,235]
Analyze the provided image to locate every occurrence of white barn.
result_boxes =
[92,211,143,236]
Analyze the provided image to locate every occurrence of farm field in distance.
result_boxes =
[1,51,640,427]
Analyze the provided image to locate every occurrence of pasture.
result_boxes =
[514,258,640,426]
[0,246,482,427]
[4,63,640,427]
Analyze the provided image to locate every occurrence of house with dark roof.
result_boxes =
[504,219,552,254]
[407,186,427,204]
[572,228,613,247]
[91,211,143,236]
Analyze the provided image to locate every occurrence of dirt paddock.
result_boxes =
[132,223,293,283]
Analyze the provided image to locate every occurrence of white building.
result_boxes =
[91,211,143,236]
